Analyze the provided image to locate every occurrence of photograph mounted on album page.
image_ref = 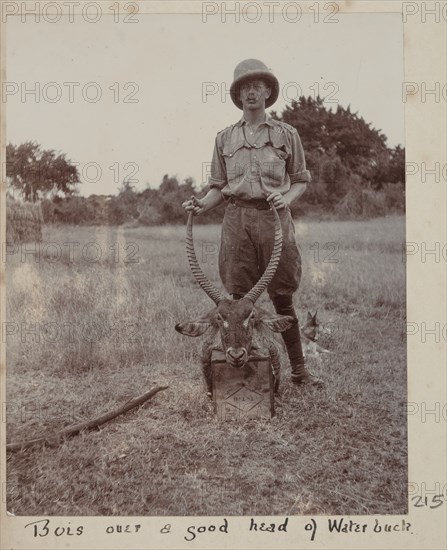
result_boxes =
[0,1,445,549]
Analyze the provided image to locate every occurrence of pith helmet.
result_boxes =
[230,58,279,110]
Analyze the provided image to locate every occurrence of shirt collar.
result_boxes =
[237,116,275,128]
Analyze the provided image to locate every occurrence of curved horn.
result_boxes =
[186,211,226,305]
[244,204,283,304]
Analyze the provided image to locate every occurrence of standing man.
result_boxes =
[183,59,322,386]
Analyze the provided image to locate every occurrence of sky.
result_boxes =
[6,11,405,196]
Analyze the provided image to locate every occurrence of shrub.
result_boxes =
[335,186,388,219]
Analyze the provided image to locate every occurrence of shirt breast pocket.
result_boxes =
[271,146,288,162]
[222,142,246,180]
[270,132,290,161]
[261,144,288,184]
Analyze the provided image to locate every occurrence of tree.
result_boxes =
[271,96,405,215]
[273,97,390,180]
[156,175,199,224]
[387,145,405,184]
[272,96,331,154]
[108,180,139,223]
[6,142,80,202]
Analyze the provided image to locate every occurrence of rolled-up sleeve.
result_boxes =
[208,134,227,190]
[287,129,312,184]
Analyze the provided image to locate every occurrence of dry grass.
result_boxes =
[6,198,43,243]
[5,216,406,516]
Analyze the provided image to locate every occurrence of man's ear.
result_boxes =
[175,320,212,337]
[238,84,243,102]
[260,314,296,333]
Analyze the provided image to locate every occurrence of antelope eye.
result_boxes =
[243,312,255,328]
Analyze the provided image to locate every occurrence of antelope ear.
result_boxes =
[175,321,212,337]
[307,311,313,322]
[261,315,297,333]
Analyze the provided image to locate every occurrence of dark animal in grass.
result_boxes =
[301,311,331,359]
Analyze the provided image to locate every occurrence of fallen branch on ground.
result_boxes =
[6,385,169,453]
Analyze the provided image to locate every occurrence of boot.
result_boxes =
[271,295,324,388]
[290,363,324,387]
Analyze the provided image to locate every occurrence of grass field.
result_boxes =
[5,216,407,516]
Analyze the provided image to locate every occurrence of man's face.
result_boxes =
[239,79,271,110]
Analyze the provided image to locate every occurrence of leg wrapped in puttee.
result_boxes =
[271,294,323,387]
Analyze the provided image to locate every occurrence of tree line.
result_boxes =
[6,96,405,224]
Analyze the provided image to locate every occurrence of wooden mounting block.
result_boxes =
[211,349,274,420]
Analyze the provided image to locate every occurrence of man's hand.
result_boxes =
[266,192,289,210]
[182,195,205,216]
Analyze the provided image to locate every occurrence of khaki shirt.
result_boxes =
[208,117,311,200]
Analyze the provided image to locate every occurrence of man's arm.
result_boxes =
[287,129,312,185]
[267,183,307,209]
[283,182,307,206]
[182,188,224,215]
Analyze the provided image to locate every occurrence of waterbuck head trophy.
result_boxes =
[175,204,296,368]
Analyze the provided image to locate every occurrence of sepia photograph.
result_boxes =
[4,3,407,518]
[1,1,443,543]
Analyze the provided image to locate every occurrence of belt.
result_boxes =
[228,197,270,210]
